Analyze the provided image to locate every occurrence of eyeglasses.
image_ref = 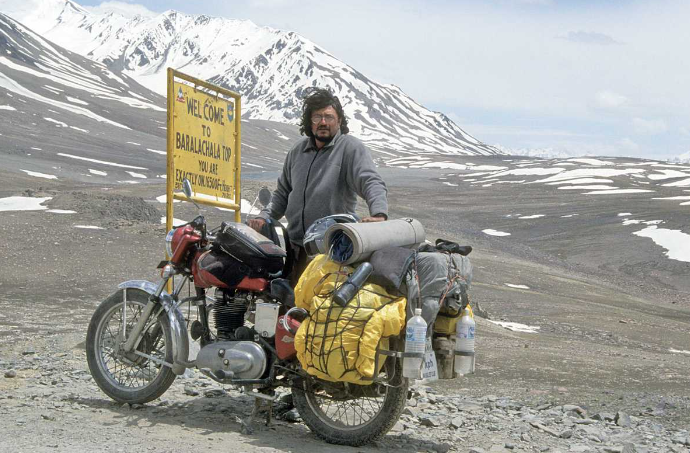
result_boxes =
[311,114,337,124]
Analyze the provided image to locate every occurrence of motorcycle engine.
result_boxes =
[211,289,252,340]
[201,289,271,380]
[196,341,267,380]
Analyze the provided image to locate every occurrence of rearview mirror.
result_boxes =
[181,178,200,210]
[182,178,193,198]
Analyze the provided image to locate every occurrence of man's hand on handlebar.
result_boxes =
[361,214,386,223]
[248,217,267,232]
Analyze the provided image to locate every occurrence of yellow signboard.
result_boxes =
[165,69,242,230]
[172,81,236,198]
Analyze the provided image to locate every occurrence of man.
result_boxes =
[249,88,388,284]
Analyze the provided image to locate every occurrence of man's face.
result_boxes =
[310,106,340,143]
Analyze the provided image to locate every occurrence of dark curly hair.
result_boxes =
[298,87,349,137]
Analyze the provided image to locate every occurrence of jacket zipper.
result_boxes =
[302,150,320,238]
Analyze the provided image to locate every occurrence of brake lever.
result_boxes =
[189,215,207,240]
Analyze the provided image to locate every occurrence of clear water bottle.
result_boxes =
[454,308,476,375]
[403,308,427,379]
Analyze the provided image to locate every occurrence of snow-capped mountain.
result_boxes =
[669,151,690,164]
[0,0,500,157]
[0,12,299,183]
[492,144,575,159]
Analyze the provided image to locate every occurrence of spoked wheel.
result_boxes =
[292,360,408,446]
[86,289,176,404]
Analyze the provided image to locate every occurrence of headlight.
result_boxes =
[165,228,176,257]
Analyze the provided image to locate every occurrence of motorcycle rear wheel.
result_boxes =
[86,289,176,404]
[292,361,408,446]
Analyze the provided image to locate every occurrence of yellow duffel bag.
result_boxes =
[293,255,407,385]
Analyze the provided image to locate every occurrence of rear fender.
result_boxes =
[117,280,189,375]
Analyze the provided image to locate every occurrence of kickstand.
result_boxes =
[248,394,275,427]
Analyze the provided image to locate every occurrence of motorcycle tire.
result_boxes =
[86,288,176,404]
[292,360,408,446]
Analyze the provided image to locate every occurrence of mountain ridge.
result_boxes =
[0,0,500,157]
[0,11,301,183]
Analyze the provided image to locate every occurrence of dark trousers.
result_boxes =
[288,244,310,288]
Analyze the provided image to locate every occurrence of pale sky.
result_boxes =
[79,0,690,160]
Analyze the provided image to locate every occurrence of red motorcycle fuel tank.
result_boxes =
[275,314,302,360]
[191,250,229,289]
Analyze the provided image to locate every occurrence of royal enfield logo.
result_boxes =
[176,87,185,103]
[227,100,234,122]
[281,336,294,344]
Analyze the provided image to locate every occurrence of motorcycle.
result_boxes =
[85,179,409,446]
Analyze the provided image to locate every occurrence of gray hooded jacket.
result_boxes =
[259,131,388,245]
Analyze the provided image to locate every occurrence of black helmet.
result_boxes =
[303,214,359,258]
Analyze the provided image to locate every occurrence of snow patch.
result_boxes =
[505,283,530,290]
[0,196,51,211]
[558,185,616,191]
[488,321,540,334]
[633,226,690,262]
[66,96,88,105]
[584,189,654,195]
[44,117,68,127]
[20,169,57,179]
[567,158,614,166]
[57,153,147,170]
[652,196,690,201]
[483,229,511,237]
[663,178,690,187]
[160,216,187,227]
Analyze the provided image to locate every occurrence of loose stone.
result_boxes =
[560,429,574,439]
[184,385,199,396]
[615,411,631,427]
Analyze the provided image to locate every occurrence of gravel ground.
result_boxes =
[1,168,689,453]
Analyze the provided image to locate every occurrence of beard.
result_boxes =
[314,128,336,145]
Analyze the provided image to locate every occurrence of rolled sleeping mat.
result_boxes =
[324,218,426,265]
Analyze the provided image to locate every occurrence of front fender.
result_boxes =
[117,280,189,375]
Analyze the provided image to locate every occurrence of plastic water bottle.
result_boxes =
[403,308,427,379]
[454,309,476,375]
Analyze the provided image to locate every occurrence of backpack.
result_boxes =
[405,239,473,335]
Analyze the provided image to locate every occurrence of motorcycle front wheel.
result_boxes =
[86,288,176,404]
[292,360,408,446]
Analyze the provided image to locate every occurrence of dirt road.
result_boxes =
[1,173,689,452]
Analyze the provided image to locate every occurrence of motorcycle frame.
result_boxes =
[115,269,408,389]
